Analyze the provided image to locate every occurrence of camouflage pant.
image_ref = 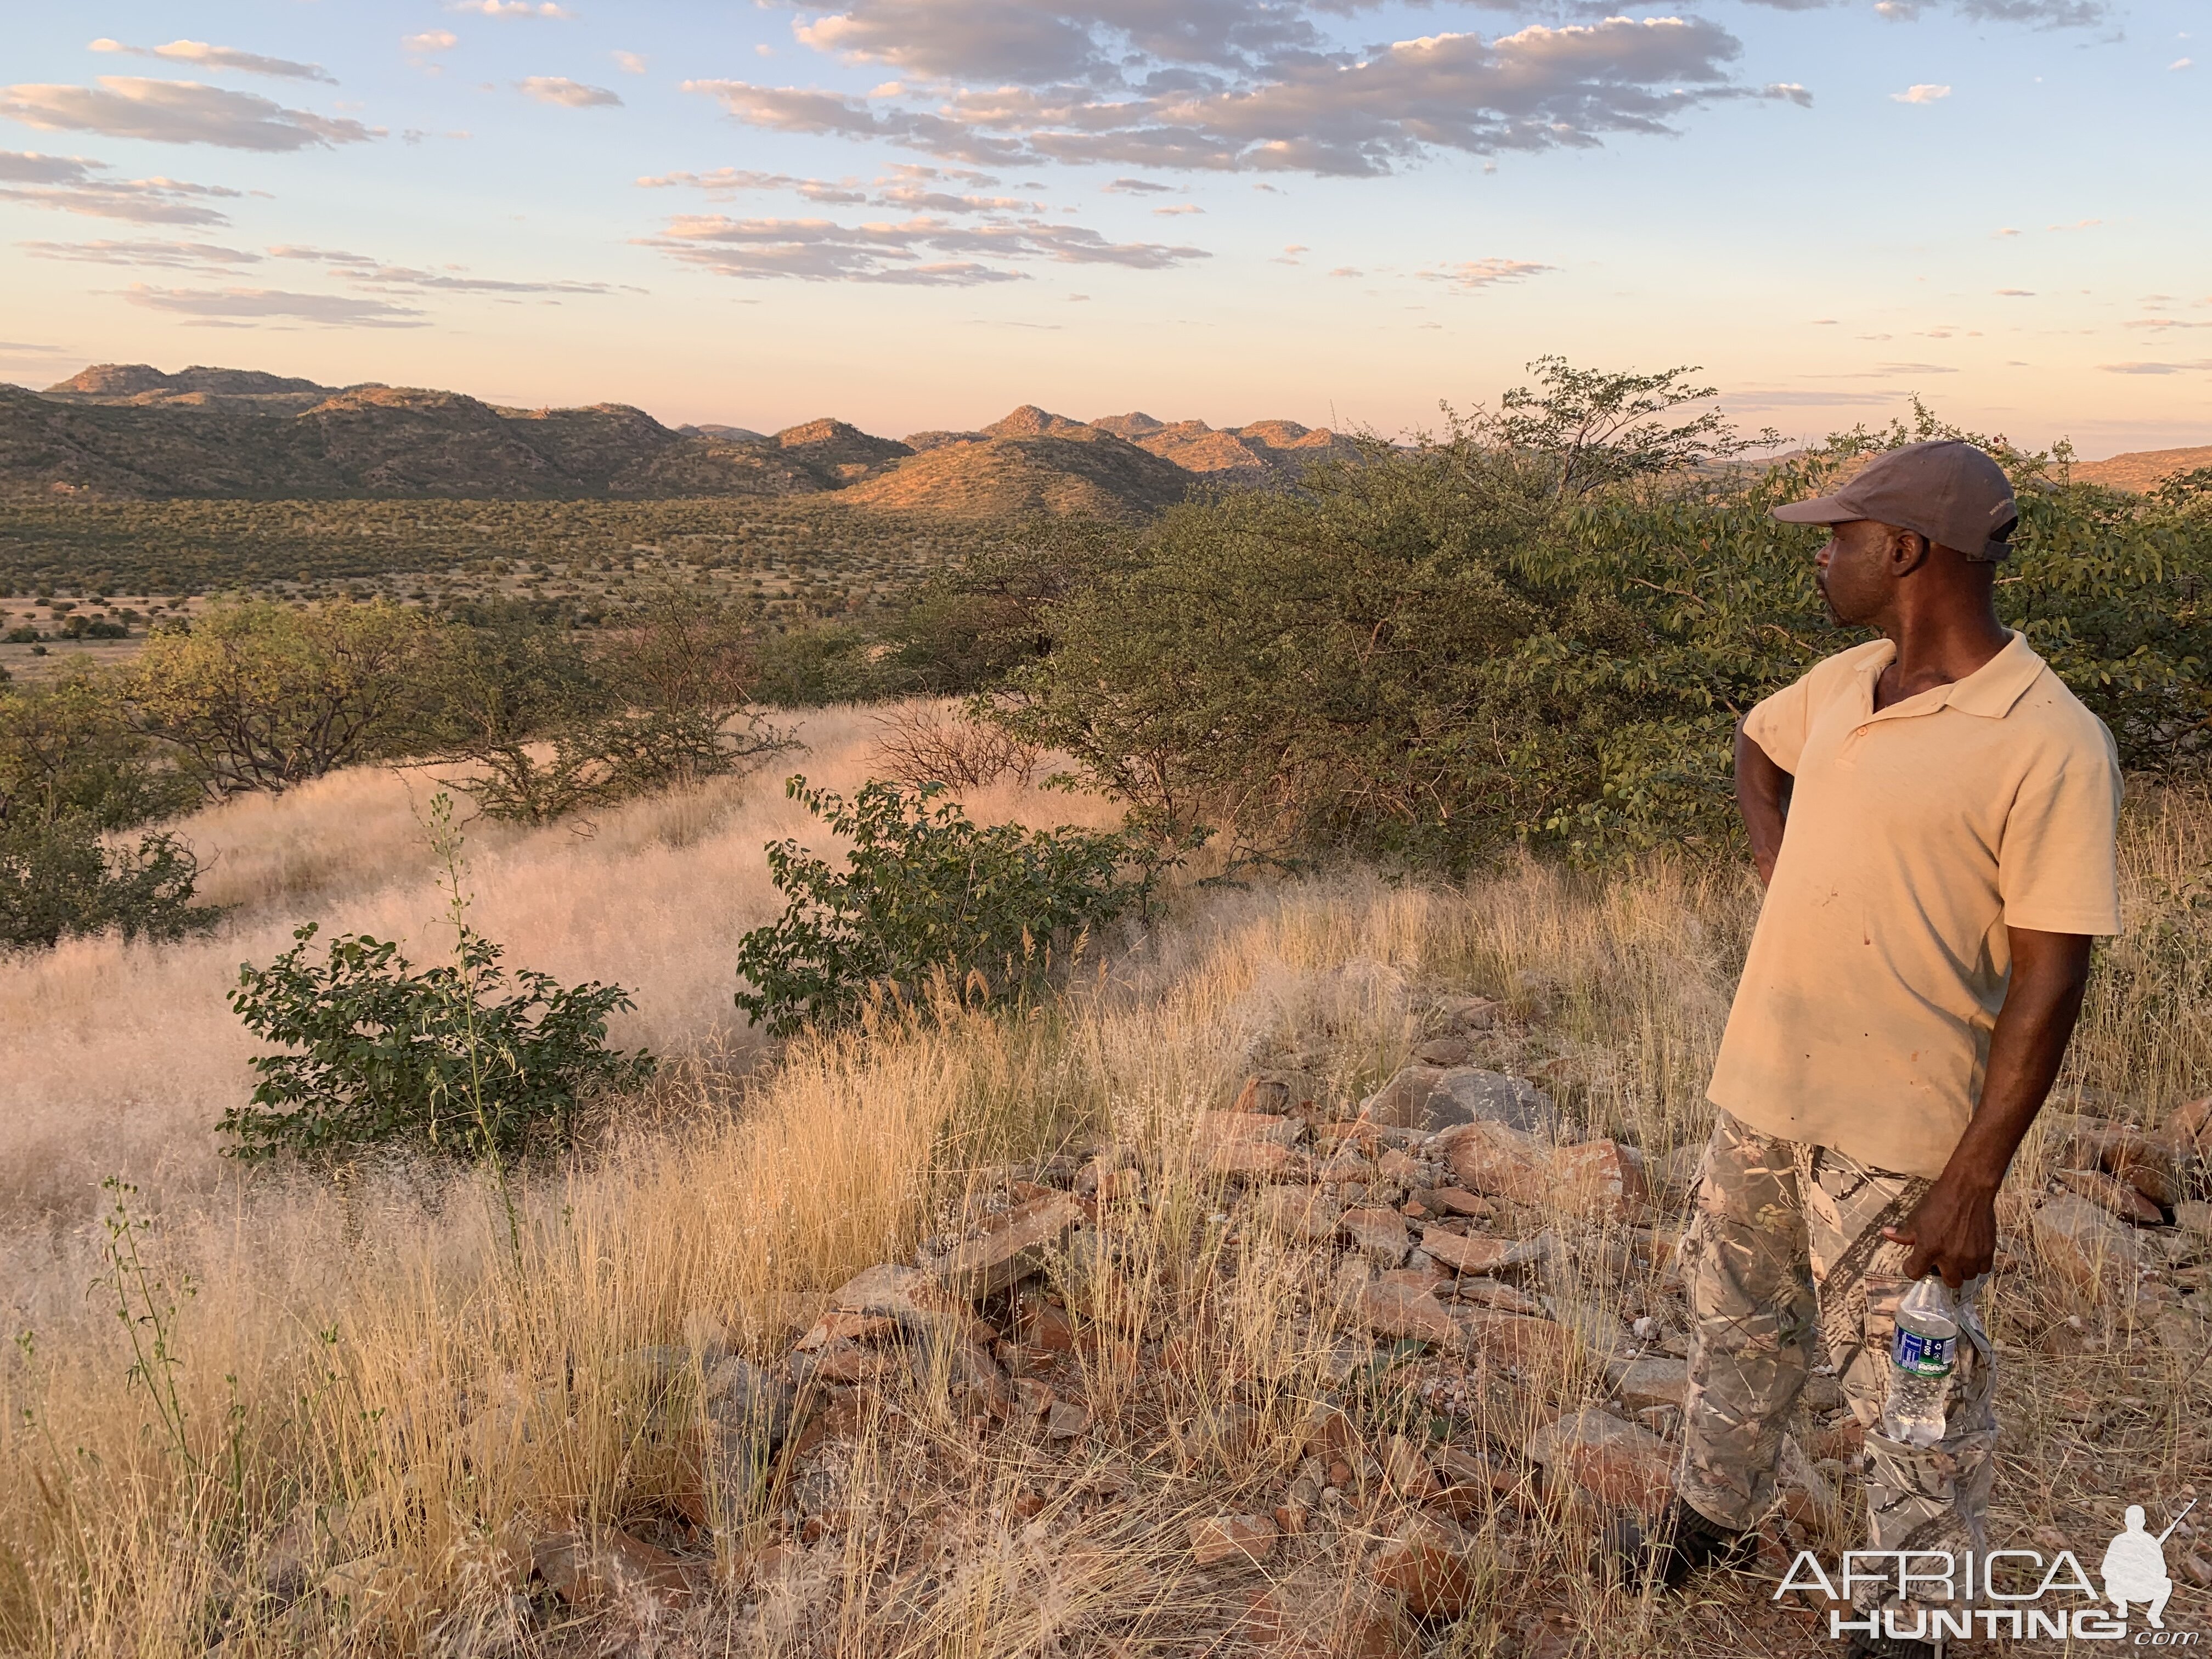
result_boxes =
[1677,1109,1999,1589]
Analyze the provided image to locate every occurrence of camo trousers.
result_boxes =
[1676,1109,1999,1578]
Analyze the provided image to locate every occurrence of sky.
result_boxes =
[1,0,2205,454]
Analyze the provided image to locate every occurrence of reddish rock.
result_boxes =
[794,1311,898,1351]
[1196,1109,1302,1147]
[2057,1167,2163,1225]
[1525,1409,1674,1515]
[1017,1297,1079,1353]
[1417,1229,1547,1279]
[1351,1282,1465,1349]
[1433,1120,1550,1205]
[1449,1278,1544,1316]
[1190,1513,1278,1566]
[1342,1206,1412,1266]
[934,1193,1085,1300]
[1610,1355,1690,1414]
[1208,1138,1308,1181]
[1238,1572,1418,1658]
[1548,1139,1649,1220]
[532,1530,701,1607]
[1274,1502,1310,1536]
[2032,1192,2145,1293]
[1376,1149,1423,1182]
[1458,1310,1573,1372]
[1379,1433,1442,1499]
[1380,1260,1452,1295]
[1427,1187,1494,1220]
[1044,1399,1091,1440]
[1255,1184,1345,1243]
[1368,1511,1480,1616]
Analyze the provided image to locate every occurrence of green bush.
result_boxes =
[994,382,2212,868]
[1,819,218,952]
[222,922,656,1164]
[735,775,1178,1035]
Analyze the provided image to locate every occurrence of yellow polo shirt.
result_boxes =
[1708,632,2121,1179]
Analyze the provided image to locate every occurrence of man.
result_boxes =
[2102,1505,2175,1630]
[1600,440,2124,1659]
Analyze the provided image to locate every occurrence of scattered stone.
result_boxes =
[1342,1206,1412,1266]
[1427,1188,1494,1220]
[1548,1140,1649,1220]
[1432,1120,1551,1206]
[1525,1408,1675,1515]
[1364,1067,1556,1137]
[1044,1400,1091,1440]
[1448,1278,1544,1316]
[1376,1148,1424,1183]
[1417,1228,1547,1279]
[2173,1200,2212,1238]
[1208,1138,1309,1181]
[531,1530,700,1608]
[1369,1511,1480,1616]
[1413,1036,1474,1067]
[1017,1297,1080,1353]
[794,1311,898,1351]
[1379,1433,1442,1499]
[933,1192,1085,1300]
[2032,1193,2146,1293]
[1190,1513,1278,1567]
[829,1263,985,1335]
[1274,1501,1309,1536]
[1653,1145,1706,1206]
[1609,1355,1690,1414]
[1459,1310,1573,1373]
[1351,1282,1466,1348]
[1435,994,1502,1033]
[2057,1167,2164,1226]
[1198,1109,1304,1147]
[1255,1184,1345,1244]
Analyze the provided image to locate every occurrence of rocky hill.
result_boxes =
[3,366,1358,515]
[2072,445,2212,493]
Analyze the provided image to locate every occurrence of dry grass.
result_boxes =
[1,763,2208,1657]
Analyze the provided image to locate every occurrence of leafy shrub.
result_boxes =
[222,922,656,1163]
[735,775,1176,1035]
[0,818,218,952]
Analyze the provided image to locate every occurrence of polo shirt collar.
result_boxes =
[1854,630,2045,723]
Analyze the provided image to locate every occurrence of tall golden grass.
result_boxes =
[1,725,2206,1656]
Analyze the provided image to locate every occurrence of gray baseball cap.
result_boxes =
[1772,438,2019,561]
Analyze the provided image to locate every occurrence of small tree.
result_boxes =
[735,775,1176,1036]
[128,599,438,798]
[1,818,217,952]
[1490,356,1781,498]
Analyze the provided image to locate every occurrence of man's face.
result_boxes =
[1814,520,1900,627]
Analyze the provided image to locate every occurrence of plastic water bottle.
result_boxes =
[1882,1276,1957,1448]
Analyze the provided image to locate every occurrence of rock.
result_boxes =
[1342,1207,1412,1266]
[933,1192,1085,1300]
[1413,1037,1474,1066]
[1448,1278,1544,1316]
[531,1530,701,1607]
[1235,1071,1325,1118]
[2173,1199,2212,1238]
[1254,1184,1345,1243]
[1238,1570,1418,1659]
[1208,1138,1309,1181]
[1525,1408,1675,1515]
[1653,1145,1706,1206]
[2032,1193,2146,1293]
[319,1550,426,1623]
[1075,1150,1136,1201]
[2057,1167,2164,1226]
[1384,1258,1453,1295]
[1427,1187,1494,1220]
[829,1263,983,1333]
[1375,1148,1425,1183]
[1363,1066,1556,1137]
[1189,1513,1278,1567]
[1416,1228,1548,1279]
[1044,1400,1091,1440]
[2151,1096,2211,1167]
[1459,1310,1573,1373]
[1610,1355,1690,1414]
[795,1311,899,1351]
[1432,1120,1551,1205]
[1368,1511,1480,1616]
[1351,1282,1466,1348]
[1435,994,1502,1033]
[1379,1433,1442,1499]
[1548,1139,1649,1220]
[1197,1109,1304,1148]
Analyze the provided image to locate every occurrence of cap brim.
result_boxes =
[1770,494,1860,525]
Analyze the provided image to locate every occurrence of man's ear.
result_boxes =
[1887,528,1932,577]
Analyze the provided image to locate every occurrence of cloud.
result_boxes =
[689,16,1792,177]
[1103,176,1173,193]
[1994,287,2034,296]
[404,31,459,58]
[2175,58,2196,70]
[2047,217,2100,230]
[636,211,1207,283]
[2098,360,2212,375]
[1755,0,2107,21]
[18,236,261,268]
[1151,202,1201,215]
[2126,317,2212,330]
[448,1,573,15]
[262,242,619,295]
[517,77,621,107]
[0,78,376,150]
[1723,389,1908,409]
[120,284,430,327]
[88,38,335,83]
[267,244,381,265]
[1419,256,1555,290]
[613,50,648,73]
[1891,83,1951,103]
[639,165,1036,212]
[1327,266,1361,276]
[0,148,244,224]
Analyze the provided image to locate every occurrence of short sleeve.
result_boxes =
[1998,720,2123,936]
[1741,674,1815,774]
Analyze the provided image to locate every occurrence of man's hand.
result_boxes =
[1734,723,1791,887]
[1883,927,2095,1289]
[1883,1175,1999,1288]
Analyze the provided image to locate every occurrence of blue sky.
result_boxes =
[2,0,2204,453]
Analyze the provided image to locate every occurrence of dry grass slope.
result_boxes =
[1,752,2208,1657]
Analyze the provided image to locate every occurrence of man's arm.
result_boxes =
[1734,721,1792,887]
[1883,927,2096,1288]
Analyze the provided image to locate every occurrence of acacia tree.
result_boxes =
[1488,356,1782,498]
[127,600,438,797]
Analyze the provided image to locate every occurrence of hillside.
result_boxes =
[2073,445,2212,493]
[840,429,1193,518]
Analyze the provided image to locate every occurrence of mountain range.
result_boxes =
[4,365,1360,518]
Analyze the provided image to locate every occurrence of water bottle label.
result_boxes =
[1892,1325,1954,1378]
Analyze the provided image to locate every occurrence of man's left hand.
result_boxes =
[1882,1175,1999,1288]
